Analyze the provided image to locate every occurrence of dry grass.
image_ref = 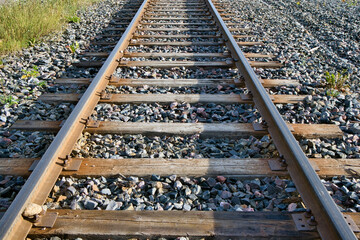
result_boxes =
[0,0,99,54]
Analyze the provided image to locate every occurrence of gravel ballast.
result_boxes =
[0,0,359,220]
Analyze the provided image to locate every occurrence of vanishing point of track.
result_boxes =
[0,0,359,239]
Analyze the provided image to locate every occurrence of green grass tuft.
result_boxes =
[66,15,81,23]
[0,0,99,54]
[324,70,350,97]
[0,94,18,106]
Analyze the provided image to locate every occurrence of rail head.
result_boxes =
[0,0,149,239]
[204,0,357,239]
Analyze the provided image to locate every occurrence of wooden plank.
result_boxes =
[144,13,211,17]
[233,34,256,38]
[220,13,236,16]
[261,79,300,87]
[38,93,306,104]
[129,41,224,46]
[128,41,264,46]
[140,22,215,25]
[291,124,344,139]
[344,213,360,237]
[228,28,250,31]
[149,3,207,5]
[243,53,275,58]
[226,22,247,26]
[132,34,258,39]
[154,2,203,3]
[117,60,281,68]
[11,121,343,139]
[147,9,208,12]
[72,61,104,68]
[147,7,205,10]
[81,52,274,59]
[118,60,231,67]
[143,17,212,20]
[249,61,282,68]
[138,27,218,31]
[1,158,358,178]
[133,34,221,38]
[54,78,300,87]
[28,210,318,238]
[80,52,109,57]
[123,52,230,58]
[238,41,264,46]
[74,60,229,68]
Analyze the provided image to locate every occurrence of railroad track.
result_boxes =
[0,0,359,239]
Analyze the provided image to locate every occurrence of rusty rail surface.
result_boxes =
[0,0,149,239]
[205,0,356,239]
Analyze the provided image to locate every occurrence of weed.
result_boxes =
[324,70,350,96]
[0,58,3,66]
[27,37,37,47]
[0,95,18,106]
[21,66,40,79]
[66,41,80,54]
[37,81,47,88]
[343,0,358,6]
[66,16,81,23]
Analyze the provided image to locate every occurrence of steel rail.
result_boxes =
[205,0,357,239]
[0,0,149,239]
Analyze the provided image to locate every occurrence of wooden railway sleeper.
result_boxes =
[29,155,82,172]
[24,210,58,229]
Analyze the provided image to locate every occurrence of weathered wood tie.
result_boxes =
[26,210,318,238]
[118,60,278,67]
[139,22,216,25]
[138,27,219,31]
[73,60,281,68]
[127,41,263,46]
[11,121,343,139]
[38,93,305,104]
[81,52,274,58]
[0,157,358,178]
[24,210,360,239]
[54,77,300,87]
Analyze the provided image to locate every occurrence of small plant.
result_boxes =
[37,80,47,88]
[21,66,40,79]
[66,41,80,54]
[342,0,358,5]
[27,37,37,47]
[324,70,350,97]
[66,16,80,23]
[347,0,358,6]
[0,95,18,106]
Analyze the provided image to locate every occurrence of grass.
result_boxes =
[66,41,80,54]
[0,0,99,54]
[0,94,18,106]
[324,70,350,97]
[342,0,359,6]
[66,16,81,23]
[21,65,40,79]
